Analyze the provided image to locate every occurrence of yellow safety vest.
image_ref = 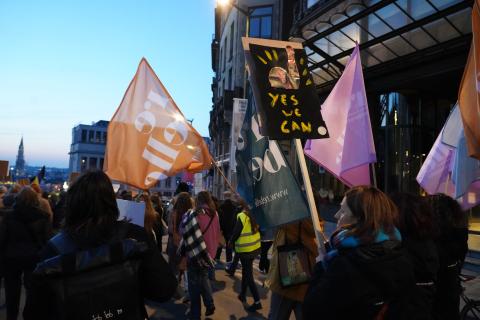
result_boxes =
[235,212,261,253]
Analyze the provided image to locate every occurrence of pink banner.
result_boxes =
[304,44,376,187]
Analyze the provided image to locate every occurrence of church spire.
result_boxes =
[15,137,26,177]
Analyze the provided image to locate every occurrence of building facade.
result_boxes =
[210,0,291,198]
[288,0,472,199]
[68,120,211,198]
[14,137,26,178]
[209,0,478,220]
[68,120,109,174]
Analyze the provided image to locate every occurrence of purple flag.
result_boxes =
[417,104,480,210]
[304,44,376,187]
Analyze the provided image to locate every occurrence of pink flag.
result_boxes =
[304,45,376,187]
[417,105,480,210]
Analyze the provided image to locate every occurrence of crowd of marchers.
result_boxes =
[0,170,470,320]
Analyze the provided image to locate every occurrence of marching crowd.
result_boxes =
[0,170,470,320]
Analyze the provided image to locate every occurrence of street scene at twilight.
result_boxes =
[0,0,480,319]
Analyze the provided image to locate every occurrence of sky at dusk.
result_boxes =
[0,0,216,168]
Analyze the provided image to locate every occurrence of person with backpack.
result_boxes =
[0,186,52,320]
[228,200,263,312]
[22,170,177,320]
[180,191,220,320]
[303,186,415,320]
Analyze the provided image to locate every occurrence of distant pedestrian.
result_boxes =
[52,191,66,232]
[229,200,262,312]
[142,192,163,251]
[30,183,53,222]
[259,227,274,274]
[0,186,52,320]
[217,198,239,264]
[180,191,220,320]
[428,194,469,320]
[167,192,193,286]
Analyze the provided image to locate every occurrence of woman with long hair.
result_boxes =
[142,192,163,251]
[167,192,193,281]
[0,186,52,320]
[303,186,415,320]
[229,199,262,312]
[23,170,177,319]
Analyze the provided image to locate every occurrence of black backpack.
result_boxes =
[33,231,148,320]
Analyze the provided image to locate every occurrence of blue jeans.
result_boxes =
[268,292,303,320]
[187,265,214,320]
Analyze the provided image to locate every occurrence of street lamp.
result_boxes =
[217,0,250,18]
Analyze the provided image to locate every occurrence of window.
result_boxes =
[81,130,87,142]
[228,68,233,90]
[99,158,104,169]
[229,22,234,61]
[249,6,273,39]
[219,48,223,72]
[89,130,94,142]
[223,37,227,71]
[95,131,101,143]
[307,0,320,8]
[103,132,107,144]
[89,157,97,169]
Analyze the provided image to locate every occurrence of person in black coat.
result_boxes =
[0,186,52,320]
[428,194,469,320]
[303,186,415,320]
[390,192,439,320]
[23,170,177,320]
[217,198,239,263]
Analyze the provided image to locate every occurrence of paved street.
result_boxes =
[0,257,279,320]
[1,222,479,320]
[145,259,275,320]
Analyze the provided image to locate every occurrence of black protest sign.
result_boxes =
[244,39,329,140]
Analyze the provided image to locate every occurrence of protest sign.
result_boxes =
[116,199,145,227]
[242,38,328,140]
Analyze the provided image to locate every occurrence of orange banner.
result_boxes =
[458,1,480,160]
[104,58,212,190]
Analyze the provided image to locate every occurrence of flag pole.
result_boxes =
[370,163,377,187]
[294,139,328,253]
[211,159,237,195]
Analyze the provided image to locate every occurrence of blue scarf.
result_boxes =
[323,227,402,268]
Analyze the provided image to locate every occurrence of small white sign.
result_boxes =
[117,199,145,227]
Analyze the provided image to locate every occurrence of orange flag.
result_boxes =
[458,1,480,160]
[104,58,212,190]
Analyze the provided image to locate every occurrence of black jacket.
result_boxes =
[0,204,52,266]
[402,238,439,320]
[303,240,415,320]
[433,227,468,320]
[23,221,177,319]
[218,199,240,238]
